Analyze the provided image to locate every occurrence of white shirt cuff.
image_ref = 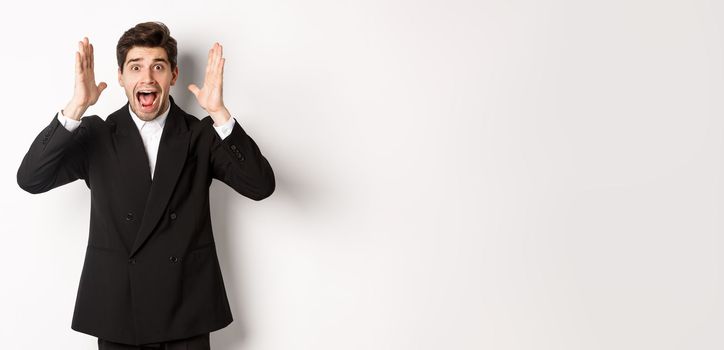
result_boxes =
[213,117,236,140]
[57,109,81,132]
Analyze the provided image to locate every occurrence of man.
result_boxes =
[16,22,275,349]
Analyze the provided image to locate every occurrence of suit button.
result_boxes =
[170,212,177,220]
[230,145,237,150]
[236,153,244,161]
[128,258,136,264]
[169,256,179,263]
[125,212,134,221]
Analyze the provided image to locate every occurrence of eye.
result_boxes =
[154,64,163,70]
[131,66,140,71]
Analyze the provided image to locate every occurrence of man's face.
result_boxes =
[118,46,178,121]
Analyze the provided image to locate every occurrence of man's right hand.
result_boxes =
[63,37,107,121]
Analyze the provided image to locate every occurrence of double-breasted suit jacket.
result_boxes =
[17,96,275,345]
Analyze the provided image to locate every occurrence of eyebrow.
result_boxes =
[126,58,169,65]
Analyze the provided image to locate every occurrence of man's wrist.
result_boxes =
[63,101,87,121]
[209,106,231,126]
[57,110,82,132]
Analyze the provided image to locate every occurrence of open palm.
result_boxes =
[65,37,107,120]
[75,37,106,107]
[188,42,226,114]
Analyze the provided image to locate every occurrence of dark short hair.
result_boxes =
[116,22,177,72]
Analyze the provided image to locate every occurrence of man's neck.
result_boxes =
[128,103,171,130]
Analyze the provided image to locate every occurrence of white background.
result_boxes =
[1,0,723,349]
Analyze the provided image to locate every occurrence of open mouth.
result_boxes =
[136,90,159,111]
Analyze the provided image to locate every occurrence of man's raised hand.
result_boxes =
[188,42,231,126]
[63,37,107,121]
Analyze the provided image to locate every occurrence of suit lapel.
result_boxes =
[111,103,152,253]
[130,97,191,257]
[114,103,152,190]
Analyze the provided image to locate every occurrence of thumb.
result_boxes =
[97,82,108,93]
[188,84,200,97]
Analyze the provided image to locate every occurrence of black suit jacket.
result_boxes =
[17,96,275,345]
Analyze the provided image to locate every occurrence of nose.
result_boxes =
[140,67,155,83]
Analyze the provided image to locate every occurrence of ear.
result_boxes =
[117,68,124,87]
[170,66,179,86]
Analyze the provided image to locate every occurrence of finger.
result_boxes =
[90,43,94,70]
[206,46,213,75]
[98,82,107,94]
[215,43,222,67]
[75,51,82,75]
[218,58,225,85]
[215,43,222,69]
[78,40,85,71]
[83,37,90,69]
[212,43,223,77]
[215,57,223,82]
[188,84,200,97]
[208,45,217,77]
[216,46,224,71]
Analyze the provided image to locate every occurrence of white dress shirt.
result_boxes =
[57,105,236,179]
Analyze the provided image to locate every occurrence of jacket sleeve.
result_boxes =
[208,118,275,201]
[17,113,91,194]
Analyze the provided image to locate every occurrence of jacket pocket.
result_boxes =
[185,241,216,262]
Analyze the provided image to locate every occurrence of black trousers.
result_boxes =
[97,333,210,350]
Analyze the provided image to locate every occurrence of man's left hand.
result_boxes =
[188,42,231,126]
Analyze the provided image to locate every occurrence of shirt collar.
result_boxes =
[128,103,171,131]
